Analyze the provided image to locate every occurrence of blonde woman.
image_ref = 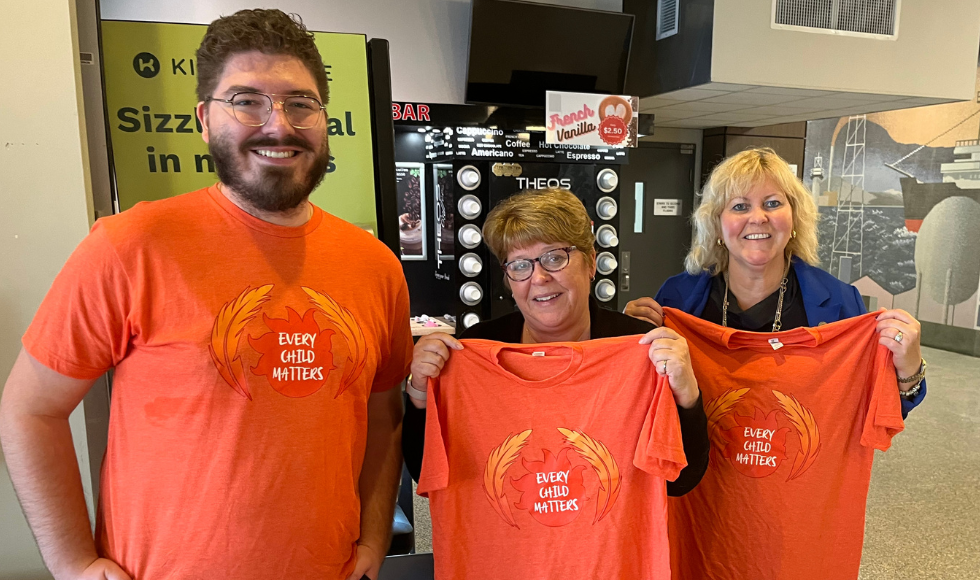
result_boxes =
[625,147,926,415]
[403,188,710,495]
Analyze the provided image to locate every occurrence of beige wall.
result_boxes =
[0,0,95,576]
[98,0,624,105]
[713,0,980,100]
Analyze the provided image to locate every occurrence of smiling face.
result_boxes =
[506,241,596,340]
[719,179,794,272]
[197,51,330,212]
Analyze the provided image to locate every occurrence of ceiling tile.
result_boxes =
[655,119,709,128]
[659,101,752,113]
[638,96,684,110]
[697,112,776,122]
[701,92,806,106]
[703,82,753,92]
[743,105,827,115]
[861,94,913,102]
[742,87,835,97]
[829,92,901,103]
[658,87,731,101]
[786,96,876,109]
[889,96,956,107]
[649,110,702,120]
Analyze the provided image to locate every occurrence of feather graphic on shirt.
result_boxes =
[773,390,822,481]
[208,284,273,400]
[704,388,750,450]
[558,428,622,524]
[483,429,532,528]
[302,287,367,398]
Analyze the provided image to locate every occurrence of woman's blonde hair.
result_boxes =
[483,188,596,267]
[685,147,820,275]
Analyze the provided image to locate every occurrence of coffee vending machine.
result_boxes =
[451,161,622,330]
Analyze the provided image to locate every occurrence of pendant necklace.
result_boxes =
[722,263,791,332]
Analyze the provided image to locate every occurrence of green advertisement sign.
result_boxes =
[101,21,377,233]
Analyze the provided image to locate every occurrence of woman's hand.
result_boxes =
[408,332,462,408]
[624,297,664,326]
[639,328,700,408]
[875,308,923,390]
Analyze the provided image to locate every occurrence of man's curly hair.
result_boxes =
[196,9,329,104]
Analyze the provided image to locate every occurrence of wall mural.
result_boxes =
[803,65,980,330]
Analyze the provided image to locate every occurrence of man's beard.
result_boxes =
[208,130,330,213]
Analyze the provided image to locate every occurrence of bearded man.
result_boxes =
[0,10,411,580]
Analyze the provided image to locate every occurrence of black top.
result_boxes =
[701,264,809,331]
[402,297,710,497]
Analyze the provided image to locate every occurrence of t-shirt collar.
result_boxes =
[488,343,585,388]
[206,183,323,238]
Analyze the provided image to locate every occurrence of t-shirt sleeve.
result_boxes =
[416,376,449,496]
[633,372,688,481]
[371,275,413,392]
[22,223,134,380]
[861,342,905,451]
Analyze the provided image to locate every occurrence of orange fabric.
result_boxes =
[418,336,687,580]
[663,308,904,580]
[23,186,413,580]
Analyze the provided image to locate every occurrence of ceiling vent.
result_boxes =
[772,0,899,39]
[656,0,680,40]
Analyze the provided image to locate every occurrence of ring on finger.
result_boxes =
[894,331,904,343]
[662,360,668,374]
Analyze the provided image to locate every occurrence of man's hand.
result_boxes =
[347,543,383,580]
[79,558,132,580]
[354,386,403,580]
[0,348,111,580]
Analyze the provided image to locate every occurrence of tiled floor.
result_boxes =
[412,346,980,578]
[858,346,980,579]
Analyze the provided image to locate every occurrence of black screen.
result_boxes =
[466,0,634,107]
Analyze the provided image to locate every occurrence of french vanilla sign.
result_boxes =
[545,91,638,148]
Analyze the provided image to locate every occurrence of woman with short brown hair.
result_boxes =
[403,187,711,495]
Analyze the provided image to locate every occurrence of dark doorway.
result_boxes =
[617,142,697,305]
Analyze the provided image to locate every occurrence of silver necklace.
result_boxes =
[722,265,790,332]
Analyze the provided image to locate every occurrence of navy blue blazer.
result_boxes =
[655,258,925,418]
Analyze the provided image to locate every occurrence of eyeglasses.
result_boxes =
[206,92,325,129]
[502,246,578,282]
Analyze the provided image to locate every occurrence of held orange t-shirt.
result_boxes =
[22,186,413,580]
[417,336,688,580]
[662,307,904,580]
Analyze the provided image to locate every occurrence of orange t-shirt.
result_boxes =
[23,186,413,580]
[662,307,904,580]
[417,336,688,580]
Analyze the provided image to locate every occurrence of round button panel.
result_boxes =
[459,224,482,248]
[596,225,619,248]
[460,282,483,305]
[457,165,482,190]
[596,168,619,193]
[595,279,616,302]
[458,195,482,220]
[597,252,618,275]
[462,312,481,329]
[459,253,483,277]
[596,196,618,220]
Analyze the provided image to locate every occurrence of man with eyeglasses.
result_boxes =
[0,9,410,580]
